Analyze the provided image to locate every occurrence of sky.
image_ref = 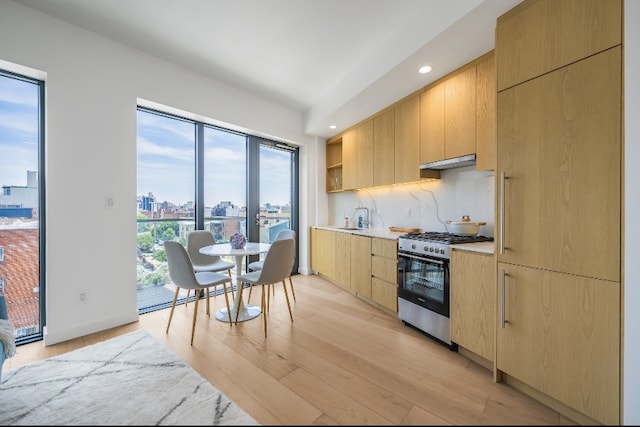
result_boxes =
[0,74,39,188]
[0,72,292,208]
[136,109,293,207]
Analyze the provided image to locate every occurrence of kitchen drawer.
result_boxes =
[372,277,397,312]
[372,237,397,259]
[371,255,397,283]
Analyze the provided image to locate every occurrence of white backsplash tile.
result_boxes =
[328,166,495,237]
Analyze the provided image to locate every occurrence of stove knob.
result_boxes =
[429,247,434,252]
[411,243,416,250]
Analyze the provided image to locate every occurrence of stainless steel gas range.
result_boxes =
[397,231,493,350]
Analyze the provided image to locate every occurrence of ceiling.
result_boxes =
[14,0,522,139]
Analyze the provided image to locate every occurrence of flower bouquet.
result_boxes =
[229,232,247,249]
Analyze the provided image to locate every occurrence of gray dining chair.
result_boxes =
[247,229,296,302]
[164,240,233,345]
[186,230,235,301]
[235,238,295,337]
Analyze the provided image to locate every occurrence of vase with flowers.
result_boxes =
[229,232,247,249]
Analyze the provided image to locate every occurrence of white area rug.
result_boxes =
[0,330,258,425]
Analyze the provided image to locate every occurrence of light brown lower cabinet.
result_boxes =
[496,262,620,425]
[310,227,335,281]
[371,237,398,313]
[350,234,372,299]
[310,229,398,313]
[450,249,494,362]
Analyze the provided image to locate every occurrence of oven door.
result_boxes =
[397,251,449,317]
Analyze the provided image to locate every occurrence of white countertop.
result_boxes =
[313,226,405,240]
[313,226,495,255]
[451,241,495,254]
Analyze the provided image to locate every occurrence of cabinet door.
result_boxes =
[475,52,496,171]
[497,47,621,282]
[310,228,335,280]
[356,120,374,189]
[373,109,395,186]
[394,95,421,184]
[450,250,494,361]
[496,0,621,91]
[341,129,357,190]
[444,66,476,159]
[350,234,372,298]
[496,263,620,425]
[334,232,351,290]
[420,82,445,164]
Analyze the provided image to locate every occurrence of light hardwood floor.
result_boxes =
[4,274,577,425]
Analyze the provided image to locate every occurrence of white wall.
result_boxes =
[0,1,319,345]
[624,0,639,424]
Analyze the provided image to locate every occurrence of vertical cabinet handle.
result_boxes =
[499,172,506,255]
[500,269,506,328]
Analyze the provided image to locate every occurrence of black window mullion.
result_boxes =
[195,123,204,229]
[246,136,260,245]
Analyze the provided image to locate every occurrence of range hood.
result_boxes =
[420,154,476,170]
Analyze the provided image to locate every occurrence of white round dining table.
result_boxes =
[199,242,271,322]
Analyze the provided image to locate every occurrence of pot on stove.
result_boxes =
[446,215,486,236]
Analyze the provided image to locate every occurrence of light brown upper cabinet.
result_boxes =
[356,120,374,189]
[496,0,621,91]
[444,66,476,159]
[341,129,357,191]
[325,136,343,192]
[394,95,421,184]
[475,51,496,171]
[420,62,478,165]
[373,108,395,187]
[419,82,444,163]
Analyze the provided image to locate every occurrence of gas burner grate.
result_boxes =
[401,231,493,244]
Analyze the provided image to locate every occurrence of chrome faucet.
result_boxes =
[353,207,370,229]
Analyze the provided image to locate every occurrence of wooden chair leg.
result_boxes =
[191,295,199,345]
[282,280,293,322]
[261,285,267,337]
[228,270,235,299]
[288,276,296,302]
[222,283,233,324]
[205,287,210,316]
[166,287,180,334]
[235,283,245,323]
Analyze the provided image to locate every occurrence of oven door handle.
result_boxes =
[399,252,445,265]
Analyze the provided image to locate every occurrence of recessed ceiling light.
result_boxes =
[419,65,432,74]
[329,125,337,129]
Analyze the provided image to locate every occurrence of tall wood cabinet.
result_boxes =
[495,0,622,424]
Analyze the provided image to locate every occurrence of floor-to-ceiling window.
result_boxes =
[136,107,298,313]
[0,70,45,344]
